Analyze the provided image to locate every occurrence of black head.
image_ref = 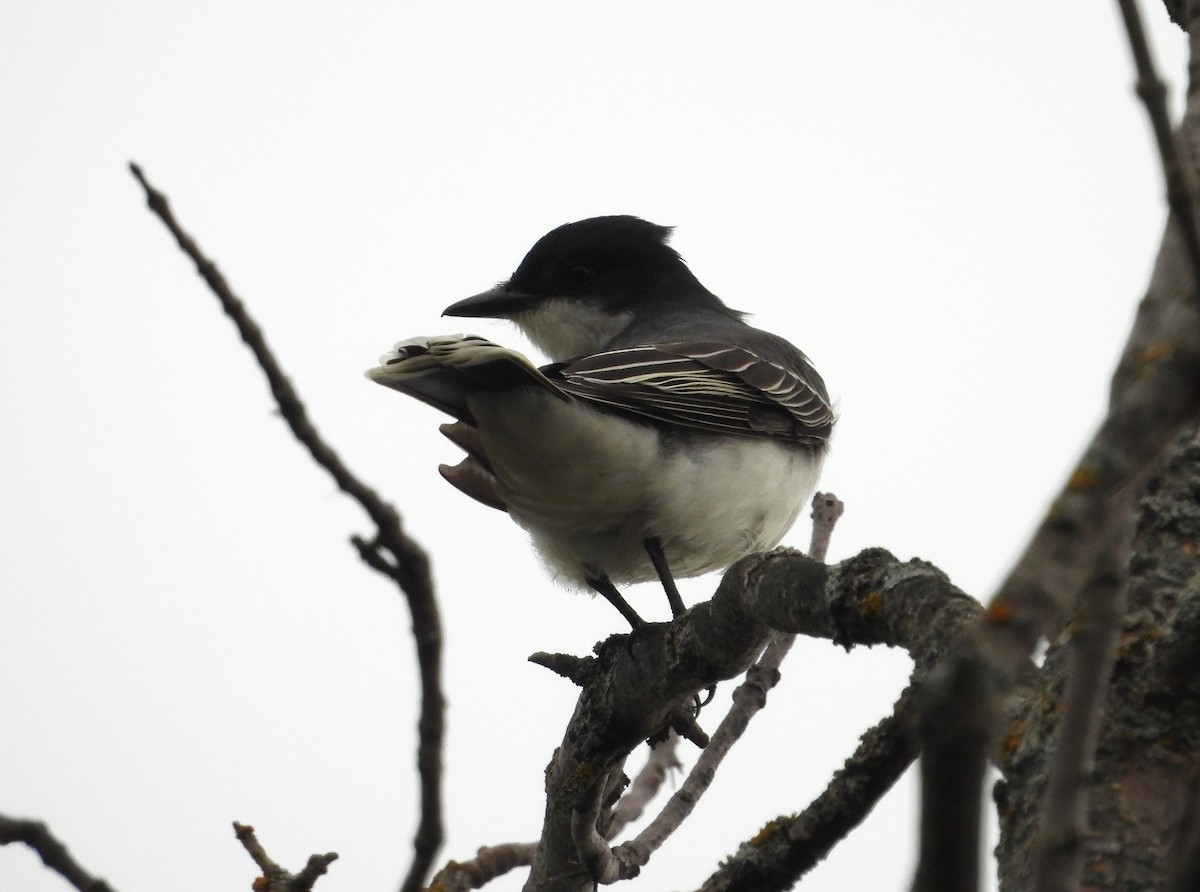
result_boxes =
[444,215,728,318]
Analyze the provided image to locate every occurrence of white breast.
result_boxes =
[467,388,822,589]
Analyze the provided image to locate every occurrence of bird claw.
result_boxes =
[601,620,667,659]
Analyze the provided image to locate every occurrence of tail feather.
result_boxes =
[365,335,562,423]
[439,421,492,471]
[439,457,507,512]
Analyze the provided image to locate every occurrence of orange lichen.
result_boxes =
[1067,465,1099,491]
[750,820,781,846]
[1003,720,1028,754]
[571,761,597,790]
[863,590,885,617]
[986,600,1016,624]
[1140,343,1172,365]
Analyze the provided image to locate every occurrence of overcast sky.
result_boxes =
[1,3,1191,891]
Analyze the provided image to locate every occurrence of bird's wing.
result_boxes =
[550,342,833,445]
[366,335,564,424]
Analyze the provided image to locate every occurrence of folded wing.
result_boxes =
[550,342,833,446]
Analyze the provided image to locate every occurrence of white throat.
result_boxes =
[508,299,634,362]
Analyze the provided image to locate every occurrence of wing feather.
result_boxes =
[550,342,833,445]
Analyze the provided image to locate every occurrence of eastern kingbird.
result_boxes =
[367,216,833,627]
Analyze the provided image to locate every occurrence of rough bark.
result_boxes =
[524,549,983,891]
[997,429,1200,890]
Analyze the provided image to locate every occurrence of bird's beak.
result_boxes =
[443,285,540,318]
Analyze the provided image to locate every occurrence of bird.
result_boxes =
[366,215,833,628]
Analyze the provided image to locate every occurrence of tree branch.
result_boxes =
[1118,0,1200,287]
[1031,541,1130,892]
[586,495,848,881]
[699,683,922,892]
[525,546,982,891]
[603,734,681,841]
[911,10,1200,886]
[0,813,116,892]
[233,822,338,892]
[426,843,538,892]
[129,163,445,892]
[995,421,1200,887]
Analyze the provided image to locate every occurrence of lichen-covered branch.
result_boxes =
[566,495,848,883]
[426,842,538,891]
[524,547,981,891]
[699,683,923,892]
[911,11,1200,887]
[996,428,1200,889]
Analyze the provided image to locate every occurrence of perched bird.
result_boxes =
[367,216,833,627]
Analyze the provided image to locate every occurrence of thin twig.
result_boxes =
[910,642,993,892]
[1117,0,1200,287]
[233,821,280,875]
[129,163,444,892]
[700,545,985,891]
[233,823,338,892]
[1031,537,1130,892]
[699,684,921,892]
[0,813,116,892]
[425,842,538,891]
[808,492,845,563]
[605,733,682,840]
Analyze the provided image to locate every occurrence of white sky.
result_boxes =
[1,3,1190,891]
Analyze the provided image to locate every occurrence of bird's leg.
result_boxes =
[586,573,646,630]
[644,537,686,618]
[645,537,715,711]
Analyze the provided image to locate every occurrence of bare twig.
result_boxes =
[983,0,1200,661]
[808,492,845,562]
[0,813,116,892]
[129,163,444,892]
[1031,540,1130,892]
[604,734,682,841]
[703,547,985,892]
[630,496,845,857]
[573,774,641,884]
[425,842,538,891]
[234,821,280,875]
[233,822,338,892]
[1117,0,1200,287]
[699,684,921,892]
[910,642,994,892]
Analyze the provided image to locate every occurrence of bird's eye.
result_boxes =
[563,265,593,289]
